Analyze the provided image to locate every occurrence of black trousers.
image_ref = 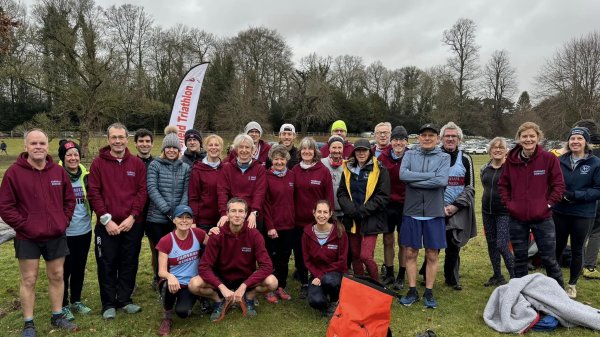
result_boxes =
[554,212,594,285]
[63,231,92,306]
[266,229,293,289]
[146,221,174,279]
[95,223,144,311]
[308,272,342,310]
[162,282,197,318]
[292,226,309,284]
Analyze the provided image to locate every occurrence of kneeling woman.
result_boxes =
[156,205,209,336]
[302,200,348,316]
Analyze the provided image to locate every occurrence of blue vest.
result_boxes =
[444,150,466,206]
[168,230,201,286]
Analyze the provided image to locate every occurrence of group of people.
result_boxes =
[2,117,600,337]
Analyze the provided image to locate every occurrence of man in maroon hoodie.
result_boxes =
[87,123,147,320]
[0,129,77,335]
[190,198,277,321]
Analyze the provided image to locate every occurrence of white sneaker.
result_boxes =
[566,284,577,299]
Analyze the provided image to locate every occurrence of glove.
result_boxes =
[562,191,575,203]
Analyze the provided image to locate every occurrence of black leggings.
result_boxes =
[292,226,309,285]
[63,231,92,306]
[266,229,293,289]
[554,212,594,285]
[162,282,197,318]
[146,222,174,279]
[308,272,342,311]
[483,213,514,278]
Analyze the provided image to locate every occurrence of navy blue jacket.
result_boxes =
[553,152,600,218]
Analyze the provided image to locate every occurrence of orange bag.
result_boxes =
[327,275,395,337]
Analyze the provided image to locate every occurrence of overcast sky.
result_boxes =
[20,0,600,100]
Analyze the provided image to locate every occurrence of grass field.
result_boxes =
[0,136,599,336]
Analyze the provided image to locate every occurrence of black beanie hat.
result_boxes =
[184,129,202,145]
[391,126,409,140]
[58,140,81,164]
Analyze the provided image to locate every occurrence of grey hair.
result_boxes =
[374,122,392,133]
[299,137,322,162]
[269,144,291,161]
[24,128,48,144]
[107,122,128,136]
[232,134,255,152]
[487,137,508,152]
[440,121,463,140]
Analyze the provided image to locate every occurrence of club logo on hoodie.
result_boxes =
[127,171,136,177]
[241,247,252,253]
[310,179,321,185]
[50,180,62,186]
[533,170,546,176]
[581,165,591,174]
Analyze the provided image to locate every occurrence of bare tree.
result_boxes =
[332,54,365,97]
[536,31,600,125]
[365,60,393,105]
[482,50,518,119]
[442,18,480,117]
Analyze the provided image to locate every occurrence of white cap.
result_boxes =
[279,123,296,134]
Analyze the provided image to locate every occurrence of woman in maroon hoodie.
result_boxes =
[498,122,565,287]
[217,134,267,230]
[263,145,295,304]
[292,137,335,298]
[189,135,224,232]
[302,200,348,317]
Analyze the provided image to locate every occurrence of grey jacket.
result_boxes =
[321,158,344,215]
[146,158,191,224]
[400,145,450,217]
[484,273,600,333]
[446,185,477,247]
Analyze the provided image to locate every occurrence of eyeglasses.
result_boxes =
[443,135,459,139]
[491,146,506,150]
[375,132,390,136]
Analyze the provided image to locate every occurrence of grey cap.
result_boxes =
[353,138,371,150]
[244,121,263,136]
[279,123,296,133]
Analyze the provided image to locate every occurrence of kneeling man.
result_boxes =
[190,197,277,321]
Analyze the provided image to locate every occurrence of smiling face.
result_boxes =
[227,201,247,230]
[313,202,331,226]
[186,137,201,152]
[519,128,539,153]
[568,134,586,154]
[174,213,193,231]
[418,130,439,151]
[236,140,253,163]
[24,130,48,163]
[64,148,80,172]
[271,154,287,171]
[489,141,507,161]
[354,148,370,166]
[331,128,347,140]
[206,137,222,160]
[164,146,179,160]
[301,146,315,163]
[442,129,460,152]
[247,129,261,144]
[391,138,407,155]
[135,135,153,157]
[108,127,128,158]
[329,141,343,160]
[374,125,391,147]
[279,131,295,148]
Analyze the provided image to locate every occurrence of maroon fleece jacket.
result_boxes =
[320,141,354,159]
[0,153,75,241]
[302,224,348,279]
[498,144,565,222]
[227,139,271,165]
[199,222,273,288]
[292,162,335,227]
[217,161,266,215]
[378,148,406,204]
[87,146,147,223]
[264,169,295,231]
[189,160,222,225]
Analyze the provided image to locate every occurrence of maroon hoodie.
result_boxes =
[378,148,406,204]
[0,153,75,241]
[87,146,147,223]
[217,161,266,215]
[189,160,222,225]
[227,139,271,165]
[199,222,272,288]
[320,141,354,159]
[264,169,295,231]
[498,144,565,222]
[302,224,348,279]
[292,161,335,227]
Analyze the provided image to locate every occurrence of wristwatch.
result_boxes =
[100,213,112,226]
